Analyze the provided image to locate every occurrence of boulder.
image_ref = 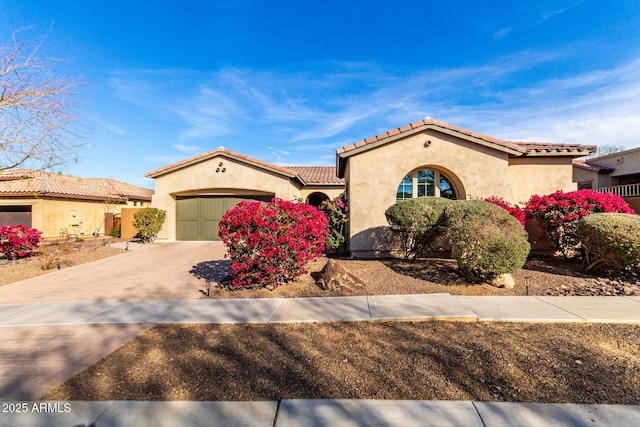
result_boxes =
[317,259,366,293]
[490,273,515,289]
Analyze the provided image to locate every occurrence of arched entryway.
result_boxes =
[306,192,329,207]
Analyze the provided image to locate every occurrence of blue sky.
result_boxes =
[1,0,639,189]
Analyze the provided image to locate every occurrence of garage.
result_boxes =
[176,196,272,241]
[0,205,32,228]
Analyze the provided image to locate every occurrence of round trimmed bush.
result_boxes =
[443,200,530,283]
[577,213,640,273]
[525,189,634,258]
[385,197,453,258]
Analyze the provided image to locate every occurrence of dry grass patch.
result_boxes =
[44,321,640,403]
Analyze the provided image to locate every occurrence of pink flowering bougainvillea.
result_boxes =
[483,197,526,226]
[0,225,42,259]
[525,189,635,258]
[218,198,328,289]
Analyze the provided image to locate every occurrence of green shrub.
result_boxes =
[318,197,348,252]
[133,208,166,243]
[577,213,640,273]
[109,224,121,238]
[385,197,453,258]
[525,189,634,258]
[444,200,530,282]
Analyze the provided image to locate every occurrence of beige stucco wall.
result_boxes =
[625,197,640,214]
[346,130,511,256]
[590,149,640,178]
[573,167,597,187]
[300,186,345,202]
[2,197,127,239]
[507,157,577,206]
[345,130,582,257]
[151,154,303,241]
[121,208,144,239]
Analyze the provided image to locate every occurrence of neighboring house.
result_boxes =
[145,148,344,241]
[573,146,640,213]
[0,169,154,238]
[147,117,595,257]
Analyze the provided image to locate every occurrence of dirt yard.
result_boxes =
[43,321,640,403]
[200,256,640,299]
[0,239,125,287]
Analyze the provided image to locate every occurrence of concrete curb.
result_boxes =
[2,400,639,426]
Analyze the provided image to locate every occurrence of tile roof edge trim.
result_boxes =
[145,149,300,180]
[336,123,526,160]
[0,191,130,202]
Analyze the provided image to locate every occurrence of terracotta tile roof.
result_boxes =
[0,169,153,202]
[516,143,597,155]
[145,147,299,179]
[572,159,615,172]
[336,117,597,156]
[286,166,344,184]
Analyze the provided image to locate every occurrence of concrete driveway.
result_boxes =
[0,241,228,304]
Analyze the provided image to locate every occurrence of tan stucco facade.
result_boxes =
[0,197,134,239]
[300,186,344,203]
[342,130,580,257]
[573,167,597,188]
[507,157,577,205]
[147,120,593,255]
[150,153,304,241]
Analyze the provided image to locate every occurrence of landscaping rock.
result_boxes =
[545,277,640,296]
[316,259,366,293]
[490,273,515,289]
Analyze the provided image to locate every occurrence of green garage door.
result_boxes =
[176,196,271,241]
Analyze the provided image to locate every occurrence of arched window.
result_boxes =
[396,169,457,202]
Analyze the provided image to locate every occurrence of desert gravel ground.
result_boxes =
[203,256,640,298]
[0,242,125,287]
[43,321,640,403]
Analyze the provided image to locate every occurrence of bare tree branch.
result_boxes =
[0,28,85,171]
[585,144,626,159]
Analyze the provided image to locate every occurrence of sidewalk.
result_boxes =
[2,294,639,425]
[1,294,640,327]
[3,399,640,426]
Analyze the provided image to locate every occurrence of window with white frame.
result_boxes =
[396,169,457,202]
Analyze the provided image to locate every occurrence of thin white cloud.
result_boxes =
[535,1,585,26]
[493,27,513,40]
[143,154,186,164]
[172,143,201,153]
[434,57,640,149]
[491,1,585,39]
[110,51,640,167]
[92,116,125,135]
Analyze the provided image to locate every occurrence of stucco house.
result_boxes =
[147,117,596,257]
[145,149,344,241]
[0,169,153,238]
[573,146,640,213]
